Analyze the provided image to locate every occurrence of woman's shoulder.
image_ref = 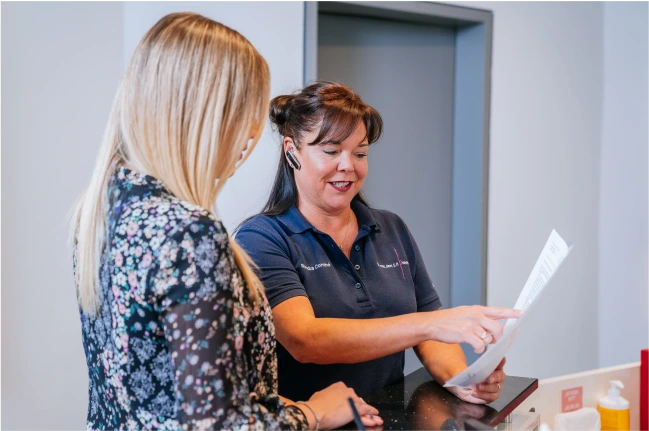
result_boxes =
[119,193,227,249]
[237,213,284,236]
[363,205,409,230]
[235,213,293,254]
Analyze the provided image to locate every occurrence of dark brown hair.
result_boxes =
[244,81,383,221]
[270,81,383,148]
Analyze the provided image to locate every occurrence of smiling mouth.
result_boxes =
[329,181,353,191]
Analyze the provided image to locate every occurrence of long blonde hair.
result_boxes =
[71,13,269,315]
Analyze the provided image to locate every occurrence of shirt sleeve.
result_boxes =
[236,219,308,308]
[149,217,308,430]
[401,220,442,312]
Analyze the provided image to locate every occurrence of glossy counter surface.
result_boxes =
[346,367,538,430]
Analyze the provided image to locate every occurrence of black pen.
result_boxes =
[348,397,366,431]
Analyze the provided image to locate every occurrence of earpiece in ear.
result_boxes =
[286,149,301,170]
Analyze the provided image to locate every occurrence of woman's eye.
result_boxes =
[323,150,337,155]
[356,153,368,159]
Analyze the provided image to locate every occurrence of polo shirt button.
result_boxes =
[355,245,360,251]
[355,283,361,289]
[354,264,360,271]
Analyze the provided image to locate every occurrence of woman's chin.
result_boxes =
[324,198,354,213]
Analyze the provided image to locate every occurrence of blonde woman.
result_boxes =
[71,13,382,430]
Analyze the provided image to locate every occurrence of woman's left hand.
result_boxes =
[447,357,507,404]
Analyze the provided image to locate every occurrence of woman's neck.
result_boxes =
[297,199,354,234]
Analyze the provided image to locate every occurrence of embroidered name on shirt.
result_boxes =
[376,261,409,269]
[376,248,408,279]
[300,262,332,271]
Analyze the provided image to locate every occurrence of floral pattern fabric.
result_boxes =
[76,166,308,431]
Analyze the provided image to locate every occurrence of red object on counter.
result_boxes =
[562,387,583,412]
[641,348,648,430]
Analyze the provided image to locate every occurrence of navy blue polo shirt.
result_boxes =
[236,199,441,401]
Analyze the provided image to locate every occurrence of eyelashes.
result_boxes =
[323,150,368,159]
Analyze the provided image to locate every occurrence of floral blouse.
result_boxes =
[76,166,308,431]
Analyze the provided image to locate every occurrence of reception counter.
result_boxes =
[345,367,538,430]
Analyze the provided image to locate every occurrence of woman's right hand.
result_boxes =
[301,381,383,430]
[427,306,522,354]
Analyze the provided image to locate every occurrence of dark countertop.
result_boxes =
[346,367,538,430]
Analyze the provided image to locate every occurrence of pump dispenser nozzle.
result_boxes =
[608,380,624,399]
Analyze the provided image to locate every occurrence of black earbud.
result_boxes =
[286,148,301,170]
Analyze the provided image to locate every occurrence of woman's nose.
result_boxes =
[337,153,354,172]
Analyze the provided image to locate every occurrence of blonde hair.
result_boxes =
[71,13,269,315]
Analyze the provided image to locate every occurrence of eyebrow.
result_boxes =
[319,141,369,147]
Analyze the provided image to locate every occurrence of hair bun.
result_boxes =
[269,95,294,128]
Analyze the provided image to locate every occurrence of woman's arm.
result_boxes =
[415,341,508,404]
[152,218,309,430]
[274,297,431,364]
[273,297,520,364]
[414,340,467,384]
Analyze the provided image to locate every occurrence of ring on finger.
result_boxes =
[480,331,488,340]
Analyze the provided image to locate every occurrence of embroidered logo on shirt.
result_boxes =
[376,249,409,279]
[300,262,332,271]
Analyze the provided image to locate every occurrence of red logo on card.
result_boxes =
[562,387,583,412]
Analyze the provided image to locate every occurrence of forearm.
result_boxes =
[414,340,467,384]
[283,312,433,364]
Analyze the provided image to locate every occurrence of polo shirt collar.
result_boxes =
[277,207,313,234]
[277,199,381,234]
[352,199,381,232]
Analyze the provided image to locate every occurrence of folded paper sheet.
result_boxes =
[444,229,573,389]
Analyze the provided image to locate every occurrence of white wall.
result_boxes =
[455,1,605,380]
[1,3,124,429]
[598,2,648,368]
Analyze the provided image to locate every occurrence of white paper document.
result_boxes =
[444,229,573,389]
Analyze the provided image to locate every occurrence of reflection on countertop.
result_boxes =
[342,367,538,430]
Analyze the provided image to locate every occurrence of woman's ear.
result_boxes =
[283,136,295,153]
[283,137,301,170]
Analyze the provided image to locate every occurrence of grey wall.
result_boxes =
[1,3,124,429]
[598,1,648,368]
[455,1,606,379]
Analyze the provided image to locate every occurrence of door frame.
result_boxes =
[303,1,493,310]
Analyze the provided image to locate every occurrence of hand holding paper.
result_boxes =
[427,306,522,354]
[444,229,573,389]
